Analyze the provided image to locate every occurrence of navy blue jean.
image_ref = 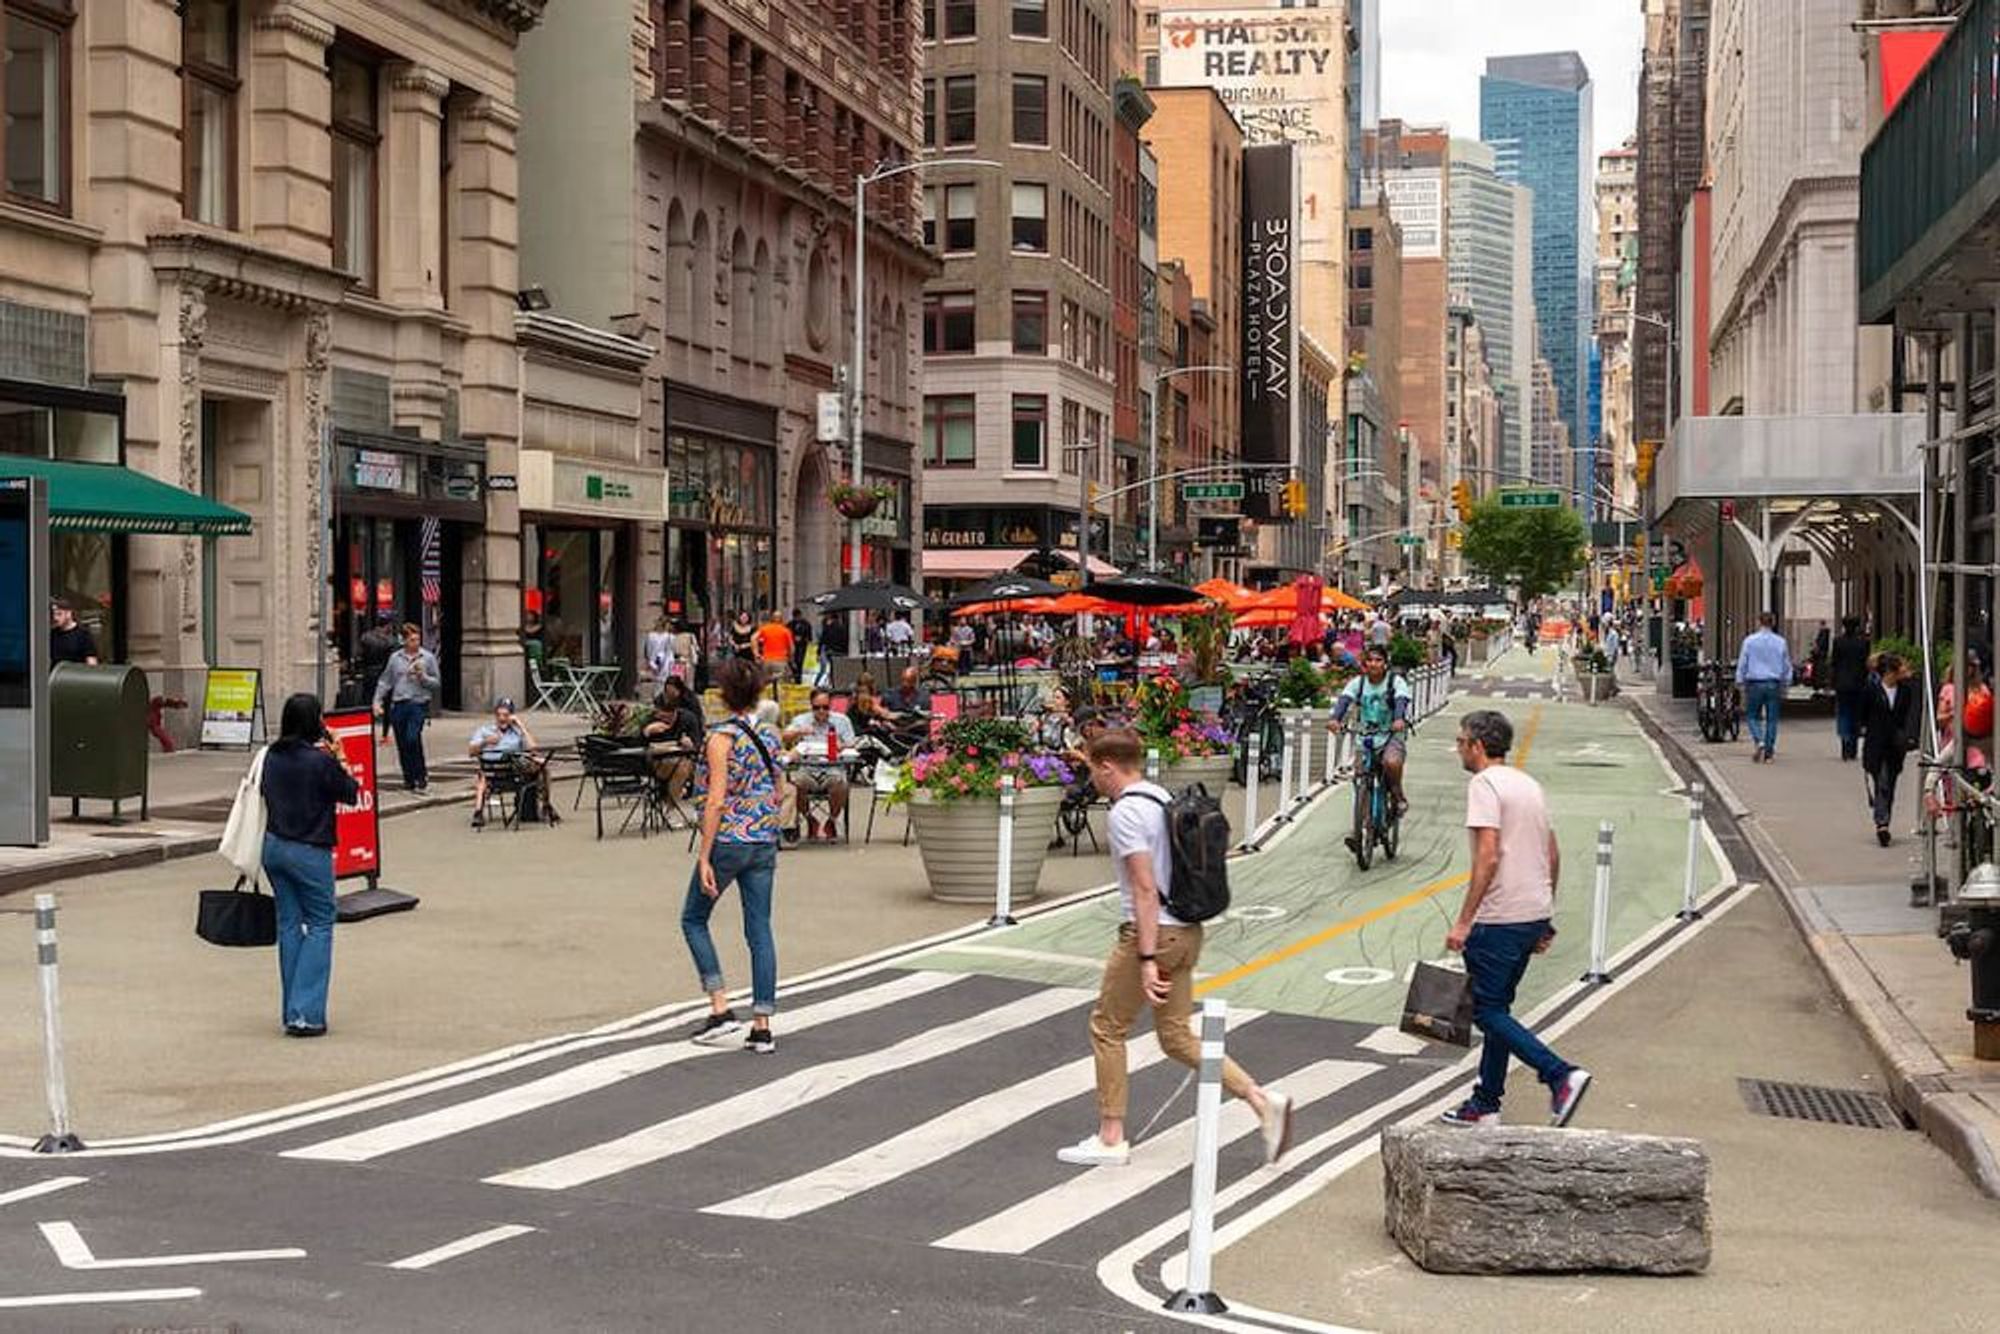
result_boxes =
[1835,687,1866,757]
[682,839,779,1016]
[389,699,428,787]
[1464,920,1570,1112]
[1743,680,1783,754]
[262,833,335,1029]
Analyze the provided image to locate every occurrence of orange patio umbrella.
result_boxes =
[1242,584,1369,615]
[1194,577,1259,610]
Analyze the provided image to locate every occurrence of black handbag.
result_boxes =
[1400,960,1475,1047]
[196,876,278,947]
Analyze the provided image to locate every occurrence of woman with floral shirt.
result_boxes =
[683,656,784,1053]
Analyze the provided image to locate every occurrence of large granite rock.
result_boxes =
[1382,1124,1711,1275]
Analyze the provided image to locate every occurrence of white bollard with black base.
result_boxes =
[1274,713,1295,820]
[1581,821,1614,985]
[1164,997,1230,1315]
[32,893,84,1153]
[1297,708,1317,797]
[989,779,1018,929]
[1677,782,1706,921]
[1240,732,1261,848]
[1145,746,1161,784]
[1322,714,1340,787]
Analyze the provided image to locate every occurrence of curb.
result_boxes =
[1628,690,2000,1200]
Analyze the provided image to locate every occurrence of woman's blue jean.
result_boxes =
[262,833,335,1029]
[682,839,778,1016]
[1464,920,1571,1112]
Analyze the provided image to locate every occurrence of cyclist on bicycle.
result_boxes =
[1331,645,1414,824]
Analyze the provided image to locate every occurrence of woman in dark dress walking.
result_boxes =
[261,694,360,1036]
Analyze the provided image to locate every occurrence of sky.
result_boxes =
[1376,0,1645,157]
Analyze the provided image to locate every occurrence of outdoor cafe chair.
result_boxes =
[475,751,532,831]
[580,735,658,839]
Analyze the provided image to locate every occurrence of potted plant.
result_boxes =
[587,698,648,740]
[829,481,894,520]
[1275,655,1336,779]
[1132,672,1235,791]
[890,717,1072,904]
[1179,603,1235,687]
[1574,642,1617,704]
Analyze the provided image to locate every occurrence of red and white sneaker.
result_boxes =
[1439,1099,1500,1127]
[1550,1069,1593,1127]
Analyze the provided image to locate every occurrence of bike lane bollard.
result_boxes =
[32,894,84,1153]
[1295,708,1317,799]
[1145,746,1161,784]
[1275,712,1295,819]
[1164,997,1229,1316]
[1240,731,1261,848]
[989,779,1018,929]
[1582,822,1614,985]
[1322,712,1340,787]
[1677,782,1705,921]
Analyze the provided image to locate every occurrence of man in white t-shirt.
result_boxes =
[1056,730,1292,1167]
[1440,709,1592,1128]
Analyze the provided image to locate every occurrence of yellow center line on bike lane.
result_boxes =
[1194,703,1545,998]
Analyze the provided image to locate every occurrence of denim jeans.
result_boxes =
[262,833,336,1029]
[389,699,429,788]
[1742,681,1783,754]
[1835,687,1866,758]
[1463,920,1570,1112]
[683,839,778,1016]
[1868,752,1906,828]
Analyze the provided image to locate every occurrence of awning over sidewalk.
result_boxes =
[0,457,253,536]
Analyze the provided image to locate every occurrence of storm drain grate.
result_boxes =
[1737,1078,1906,1130]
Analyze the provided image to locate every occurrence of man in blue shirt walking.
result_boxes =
[1735,612,1793,763]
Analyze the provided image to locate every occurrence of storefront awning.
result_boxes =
[921,547,1119,579]
[0,457,253,536]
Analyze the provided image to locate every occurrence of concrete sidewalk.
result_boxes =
[1626,682,2000,1197]
[0,708,596,897]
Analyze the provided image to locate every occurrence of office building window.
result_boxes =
[922,78,935,146]
[924,394,976,466]
[1011,395,1047,469]
[1012,0,1047,37]
[943,75,975,145]
[1011,181,1046,253]
[1012,74,1046,145]
[330,48,380,290]
[921,188,937,247]
[923,291,974,355]
[942,0,975,38]
[943,182,975,252]
[1011,290,1046,354]
[181,0,237,227]
[2,0,71,210]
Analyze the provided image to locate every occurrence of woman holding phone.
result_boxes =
[261,693,361,1036]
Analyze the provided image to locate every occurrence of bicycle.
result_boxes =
[1345,727,1404,870]
[1223,677,1285,786]
[1695,661,1742,743]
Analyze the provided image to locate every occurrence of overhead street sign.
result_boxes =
[1394,534,1424,547]
[1182,481,1245,501]
[1498,488,1562,509]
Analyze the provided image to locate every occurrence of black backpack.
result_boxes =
[1121,784,1232,923]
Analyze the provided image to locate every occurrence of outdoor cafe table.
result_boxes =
[783,751,864,841]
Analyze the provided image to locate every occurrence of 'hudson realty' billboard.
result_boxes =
[1241,144,1298,522]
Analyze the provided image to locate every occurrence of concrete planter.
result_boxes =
[1158,752,1233,794]
[906,784,1064,904]
[1277,707,1334,778]
[1578,671,1618,704]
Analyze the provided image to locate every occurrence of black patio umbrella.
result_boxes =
[804,581,937,615]
[1088,571,1201,607]
[945,573,1066,608]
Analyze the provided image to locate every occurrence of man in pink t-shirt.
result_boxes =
[1439,709,1592,1129]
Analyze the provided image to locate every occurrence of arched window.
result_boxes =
[689,211,713,346]
[729,228,754,363]
[664,199,690,333]
[752,238,774,363]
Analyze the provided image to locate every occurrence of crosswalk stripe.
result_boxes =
[486,985,1092,1192]
[704,1010,1267,1222]
[932,1058,1379,1256]
[284,970,964,1164]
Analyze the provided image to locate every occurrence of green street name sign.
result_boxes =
[1497,488,1562,509]
[1395,534,1425,547]
[1182,481,1245,501]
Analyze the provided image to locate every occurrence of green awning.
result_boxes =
[0,457,253,536]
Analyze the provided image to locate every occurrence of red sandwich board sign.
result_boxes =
[324,707,381,884]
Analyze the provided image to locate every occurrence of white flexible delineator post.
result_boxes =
[989,780,1017,929]
[33,893,83,1153]
[1678,782,1705,921]
[1163,998,1229,1315]
[1582,822,1614,985]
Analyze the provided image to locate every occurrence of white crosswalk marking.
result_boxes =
[705,1010,1267,1222]
[487,985,1092,1192]
[284,971,963,1164]
[932,1058,1379,1256]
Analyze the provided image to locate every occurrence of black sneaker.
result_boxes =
[690,1011,745,1046]
[471,809,486,828]
[744,1025,775,1055]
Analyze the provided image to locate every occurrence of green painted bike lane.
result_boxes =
[908,688,1725,1029]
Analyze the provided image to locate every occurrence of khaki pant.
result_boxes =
[1090,924,1255,1121]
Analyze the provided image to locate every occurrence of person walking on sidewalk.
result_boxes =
[1830,617,1872,761]
[372,623,439,791]
[1861,653,1922,847]
[683,656,783,1054]
[1440,709,1592,1128]
[1735,612,1793,763]
[1057,730,1293,1167]
[260,693,360,1037]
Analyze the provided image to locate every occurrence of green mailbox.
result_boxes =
[49,662,150,822]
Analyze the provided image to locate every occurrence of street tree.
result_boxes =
[1460,499,1588,605]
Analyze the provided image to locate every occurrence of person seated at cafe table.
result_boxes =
[467,698,539,827]
[882,665,932,718]
[643,678,705,803]
[782,689,857,842]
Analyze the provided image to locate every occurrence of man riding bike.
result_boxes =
[1331,646,1413,852]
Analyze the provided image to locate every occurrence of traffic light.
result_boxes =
[1451,479,1474,521]
[1087,481,1101,509]
[1636,438,1661,486]
[1282,478,1307,517]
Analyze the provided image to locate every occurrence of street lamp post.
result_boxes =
[849,156,999,646]
[1148,365,1232,569]
[1628,310,1679,680]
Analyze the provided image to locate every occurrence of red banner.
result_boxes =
[324,707,381,882]
[1880,29,1948,113]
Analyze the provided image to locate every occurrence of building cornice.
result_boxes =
[1710,172,1858,338]
[148,229,353,311]
[515,311,655,374]
[253,2,336,46]
[426,0,547,37]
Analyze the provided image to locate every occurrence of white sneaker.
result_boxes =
[1258,1090,1294,1166]
[1056,1134,1130,1166]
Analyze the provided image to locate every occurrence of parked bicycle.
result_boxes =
[1696,661,1742,743]
[1224,676,1285,786]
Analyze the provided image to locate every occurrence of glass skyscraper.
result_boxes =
[1480,52,1595,496]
